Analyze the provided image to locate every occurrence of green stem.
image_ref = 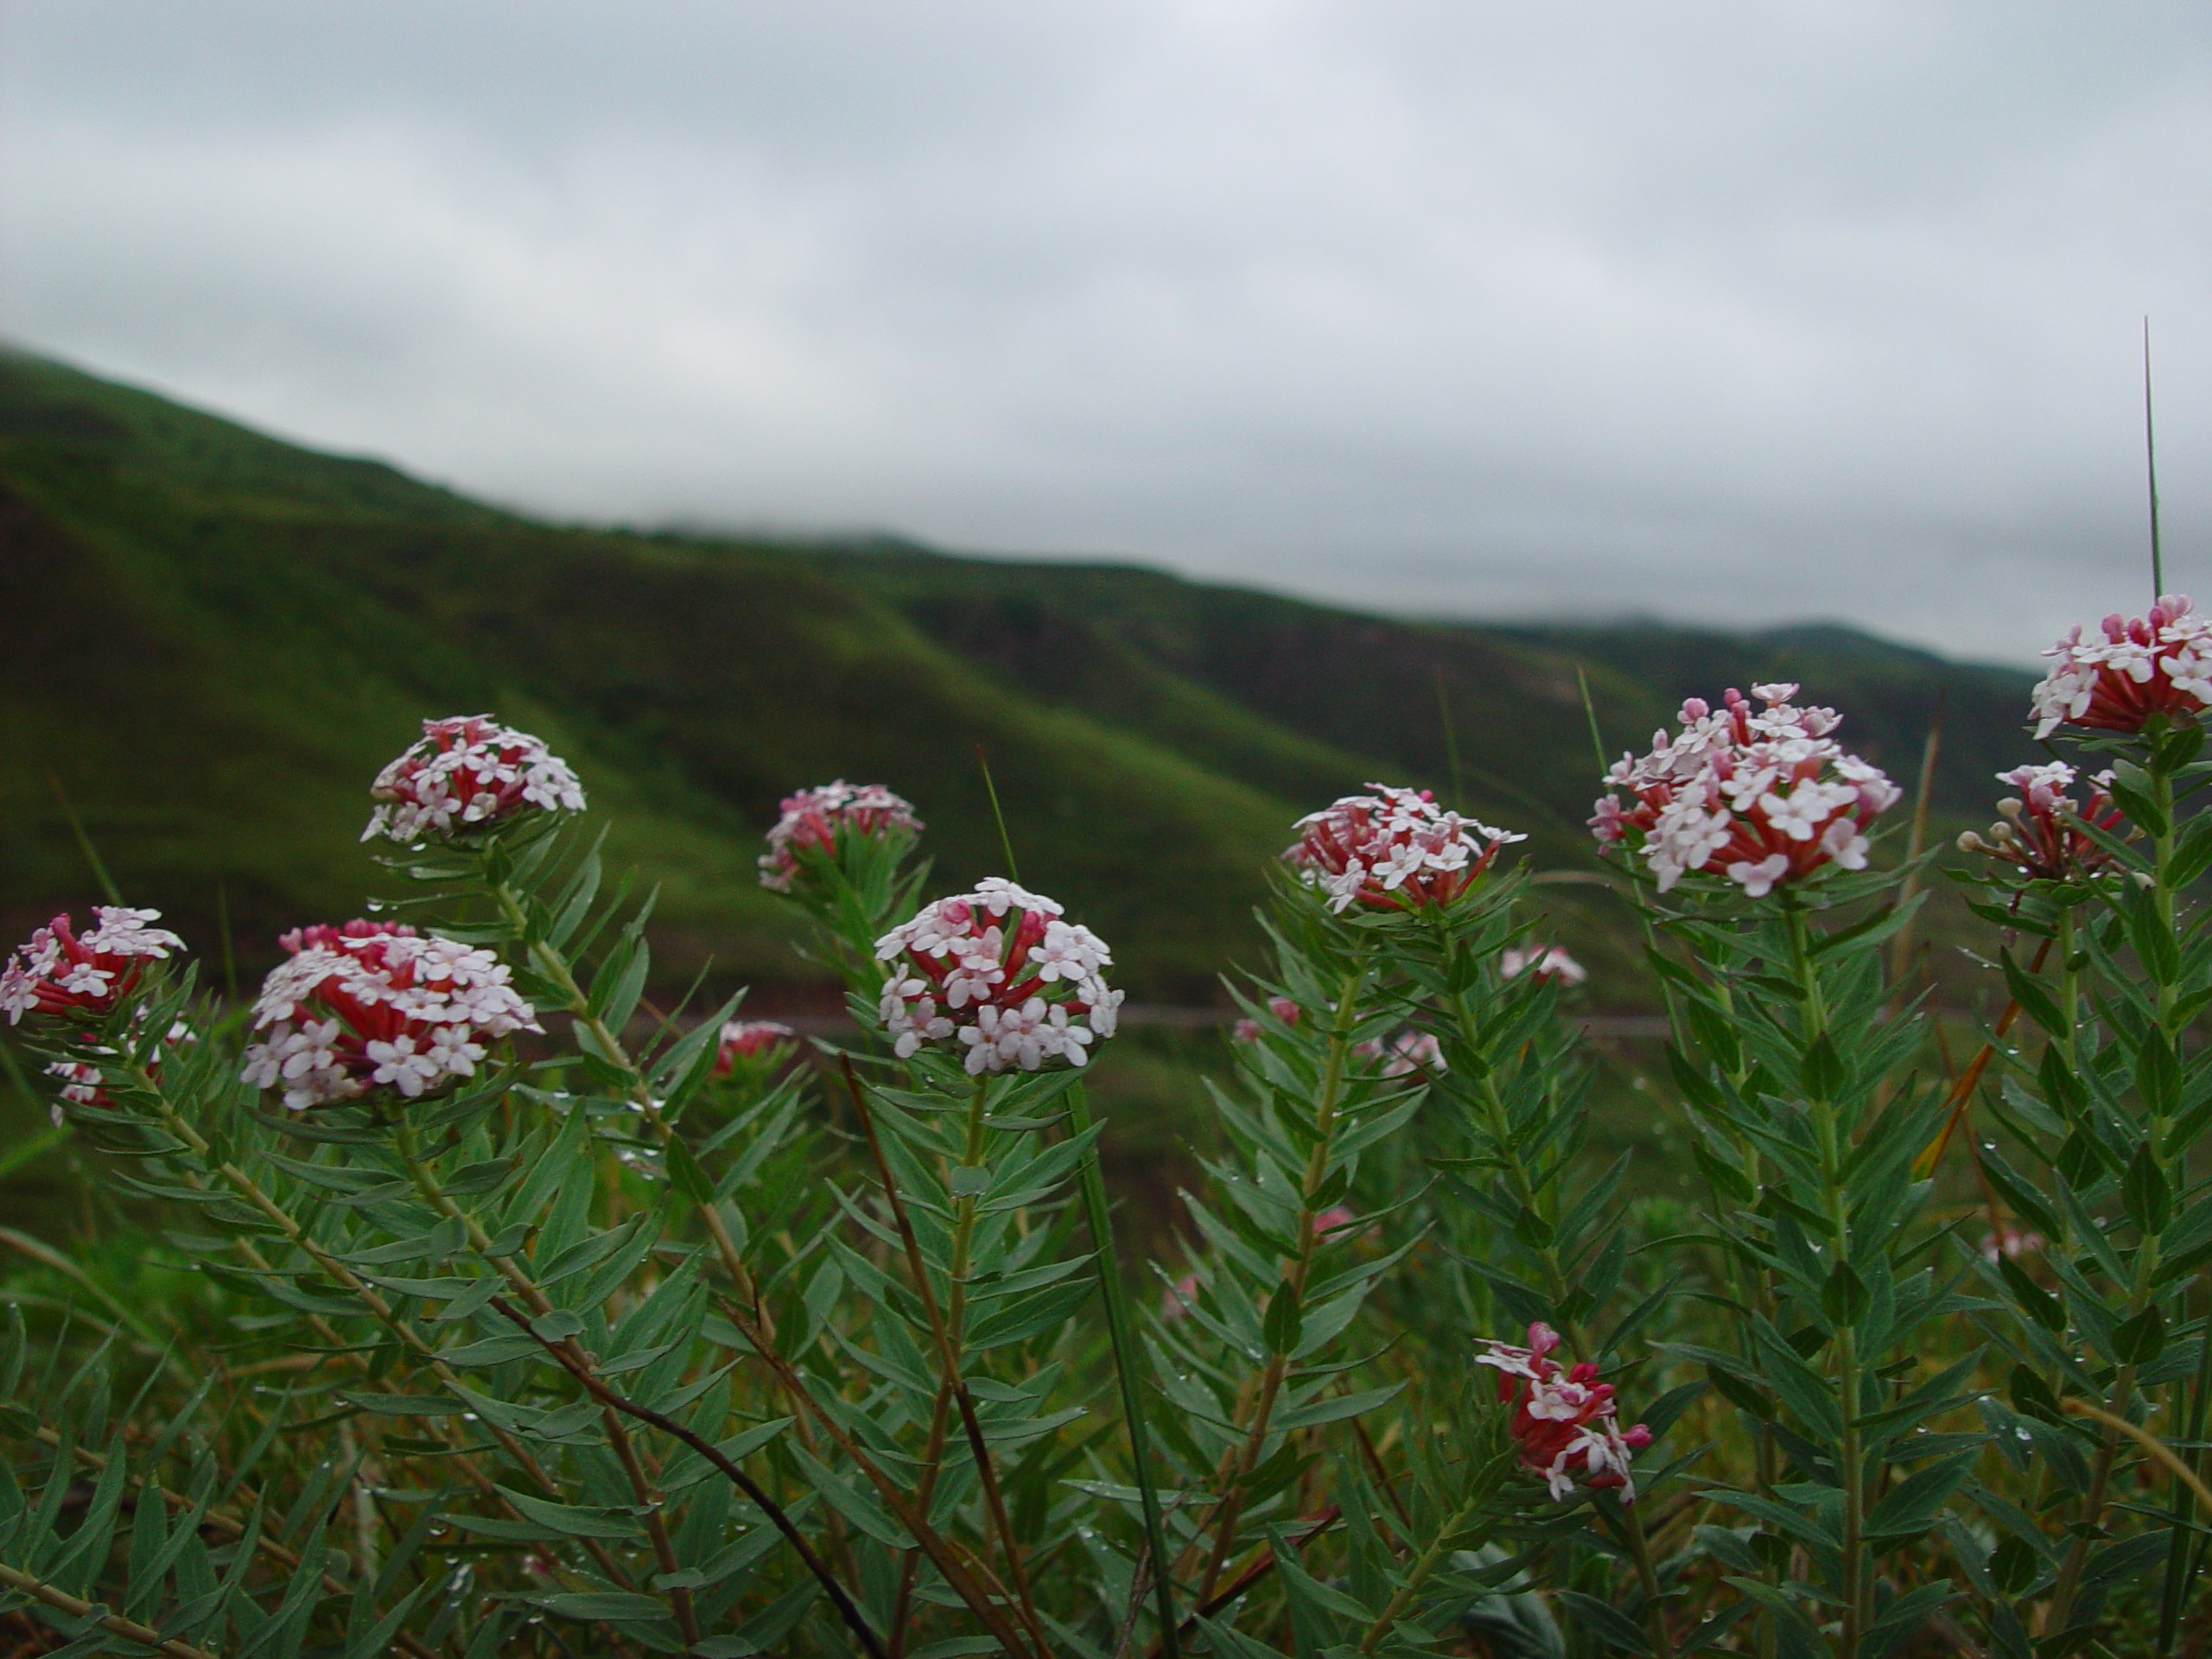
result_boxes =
[2060,756,2183,1634]
[1066,1080,1182,1659]
[393,1119,702,1650]
[1357,1488,1484,1654]
[1188,957,1369,1605]
[1784,903,1865,1659]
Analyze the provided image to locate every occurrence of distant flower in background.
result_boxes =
[1286,785,1522,913]
[363,715,586,843]
[2,907,184,1026]
[1501,945,1588,986]
[243,923,538,1109]
[874,879,1121,1074]
[1957,763,2126,881]
[1362,1029,1445,1077]
[1477,1322,1653,1503]
[1592,683,1900,896]
[2031,594,2212,738]
[715,1019,798,1072]
[1981,1227,2045,1263]
[759,780,924,892]
[1230,995,1301,1043]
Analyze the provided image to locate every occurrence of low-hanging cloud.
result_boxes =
[3,0,2209,661]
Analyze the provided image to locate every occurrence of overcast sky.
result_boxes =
[3,3,2209,662]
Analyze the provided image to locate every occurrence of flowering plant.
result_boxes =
[1477,1323,1653,1501]
[1284,784,1522,912]
[1956,760,2126,881]
[715,1017,798,1071]
[1,906,182,1024]
[362,714,586,842]
[2030,593,2212,736]
[15,596,2212,1659]
[241,920,539,1109]
[873,879,1120,1072]
[1592,682,1900,895]
[758,779,923,893]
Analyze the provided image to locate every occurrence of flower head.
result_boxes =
[1591,683,1900,896]
[715,1019,799,1073]
[1475,1323,1653,1503]
[1957,763,2125,882]
[2031,595,2212,738]
[873,881,1119,1074]
[1286,785,1523,914]
[1501,945,1588,987]
[759,781,924,893]
[2,908,184,1027]
[242,923,539,1110]
[364,715,586,843]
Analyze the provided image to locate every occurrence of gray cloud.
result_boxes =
[3,1,2208,660]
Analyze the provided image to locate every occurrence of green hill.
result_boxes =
[0,346,2044,1014]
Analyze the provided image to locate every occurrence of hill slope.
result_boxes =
[0,347,2044,1008]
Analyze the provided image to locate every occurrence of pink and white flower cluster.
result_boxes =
[2030,595,2212,739]
[1592,683,1900,897]
[1501,945,1588,986]
[1477,1322,1653,1503]
[874,880,1121,1074]
[363,715,586,843]
[758,781,923,893]
[1285,785,1523,914]
[243,921,539,1110]
[3,908,184,1026]
[715,1019,798,1072]
[1957,763,2125,882]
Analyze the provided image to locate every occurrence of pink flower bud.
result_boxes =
[759,781,923,893]
[364,716,585,843]
[715,1019,798,1072]
[1957,763,2125,881]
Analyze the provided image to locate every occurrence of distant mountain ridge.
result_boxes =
[0,346,2041,1002]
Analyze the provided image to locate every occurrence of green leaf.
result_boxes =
[1800,1035,1846,1102]
[1999,950,2065,1040]
[2137,1028,2182,1121]
[1262,1281,1304,1355]
[2128,886,2182,983]
[1557,1590,1655,1655]
[530,1309,584,1343]
[664,1134,714,1205]
[495,1486,647,1540]
[532,1592,672,1624]
[2124,1141,2174,1236]
[1990,1535,2040,1595]
[2114,1304,2168,1365]
[1821,1261,1869,1327]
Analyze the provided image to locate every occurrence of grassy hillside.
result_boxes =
[0,346,2044,1019]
